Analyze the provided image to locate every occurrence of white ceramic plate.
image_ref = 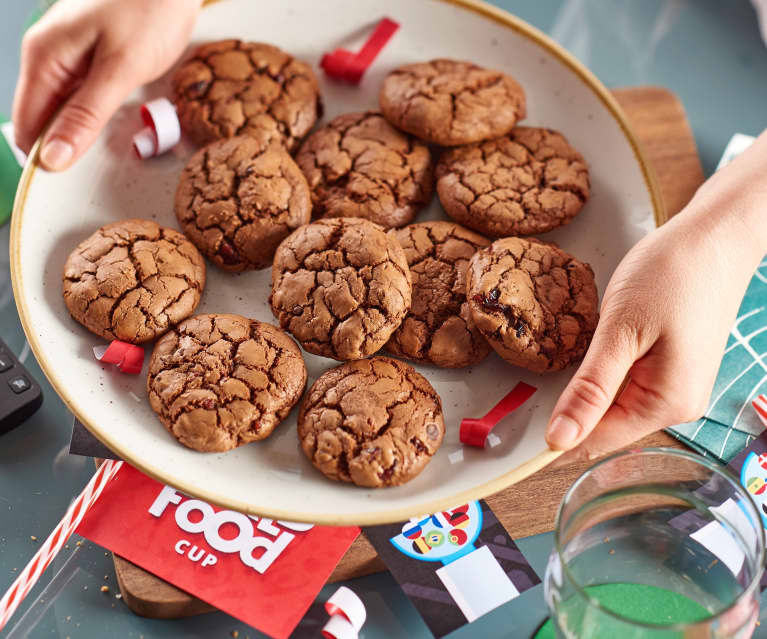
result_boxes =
[11,0,662,525]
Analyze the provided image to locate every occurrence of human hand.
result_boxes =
[13,0,203,171]
[545,139,767,462]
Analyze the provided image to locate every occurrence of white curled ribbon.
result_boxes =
[322,585,366,638]
[322,614,358,639]
[325,585,366,631]
[132,97,180,158]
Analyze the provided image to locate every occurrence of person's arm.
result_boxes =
[12,0,203,171]
[546,130,767,461]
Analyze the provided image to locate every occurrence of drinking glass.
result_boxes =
[544,448,765,638]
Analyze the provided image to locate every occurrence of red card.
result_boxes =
[76,464,360,639]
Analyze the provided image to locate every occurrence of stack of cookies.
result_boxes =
[61,39,599,490]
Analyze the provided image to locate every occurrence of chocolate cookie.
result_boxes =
[270,218,412,361]
[172,40,321,151]
[386,221,491,368]
[147,314,306,452]
[62,219,206,344]
[297,356,444,487]
[295,112,434,229]
[466,237,598,373]
[379,59,526,146]
[437,127,590,237]
[175,136,311,271]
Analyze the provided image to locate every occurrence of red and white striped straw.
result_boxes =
[752,394,767,429]
[0,459,123,631]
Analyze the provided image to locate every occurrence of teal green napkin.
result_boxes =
[668,419,754,465]
[667,269,766,464]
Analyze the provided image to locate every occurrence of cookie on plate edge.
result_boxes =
[62,219,206,344]
[147,313,306,452]
[298,356,445,488]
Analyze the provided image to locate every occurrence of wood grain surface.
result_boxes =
[114,86,707,617]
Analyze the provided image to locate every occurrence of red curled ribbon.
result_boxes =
[95,340,144,375]
[321,17,400,84]
[460,382,537,448]
[322,616,357,639]
[321,586,365,638]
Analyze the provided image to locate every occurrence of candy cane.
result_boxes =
[0,459,123,632]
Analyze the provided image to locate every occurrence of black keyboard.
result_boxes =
[0,336,42,434]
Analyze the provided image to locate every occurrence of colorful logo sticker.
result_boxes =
[389,502,483,565]
[740,452,767,527]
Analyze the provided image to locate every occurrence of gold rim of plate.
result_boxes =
[9,0,664,525]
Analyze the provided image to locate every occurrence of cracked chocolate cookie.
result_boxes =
[295,112,434,229]
[62,219,206,344]
[298,356,444,487]
[379,59,526,146]
[147,313,306,452]
[175,135,311,271]
[437,127,590,237]
[270,218,412,361]
[466,237,598,373]
[172,40,321,151]
[386,221,491,368]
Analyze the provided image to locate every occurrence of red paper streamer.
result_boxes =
[95,340,144,375]
[320,18,400,84]
[460,382,537,448]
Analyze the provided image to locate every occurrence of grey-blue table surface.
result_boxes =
[1,1,766,637]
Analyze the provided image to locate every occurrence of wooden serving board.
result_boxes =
[113,86,706,618]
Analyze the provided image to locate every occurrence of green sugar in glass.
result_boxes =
[536,584,710,638]
[543,449,765,638]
